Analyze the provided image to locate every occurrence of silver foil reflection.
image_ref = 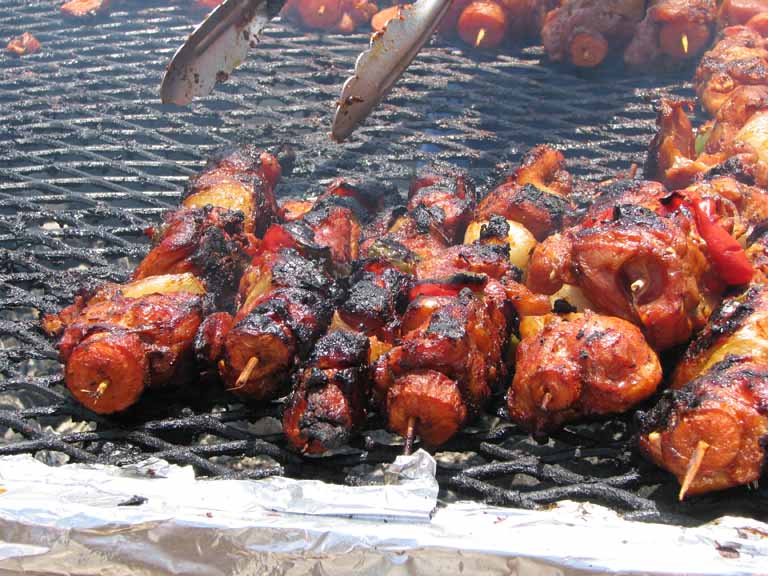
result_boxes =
[0,452,766,575]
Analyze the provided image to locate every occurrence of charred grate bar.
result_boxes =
[1,0,766,526]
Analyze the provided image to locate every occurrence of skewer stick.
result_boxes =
[81,380,110,402]
[678,440,710,501]
[681,34,689,55]
[540,392,553,411]
[475,28,486,48]
[318,4,326,15]
[404,416,417,456]
[232,356,259,390]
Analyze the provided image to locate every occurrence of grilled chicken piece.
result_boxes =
[361,169,475,268]
[407,167,478,244]
[220,287,334,400]
[625,0,717,67]
[182,147,281,237]
[283,330,370,453]
[695,24,768,117]
[338,259,412,340]
[672,283,768,387]
[373,284,509,446]
[42,273,206,338]
[718,0,768,28]
[235,247,336,321]
[527,200,713,350]
[476,146,574,241]
[541,0,646,68]
[414,241,551,316]
[647,89,768,188]
[508,312,662,433]
[56,286,205,414]
[200,248,336,398]
[61,0,109,17]
[6,32,41,56]
[133,206,249,310]
[638,357,768,498]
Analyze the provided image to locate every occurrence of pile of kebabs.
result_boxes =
[283,0,762,65]
[39,2,768,504]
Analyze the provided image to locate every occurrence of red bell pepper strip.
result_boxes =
[688,199,753,286]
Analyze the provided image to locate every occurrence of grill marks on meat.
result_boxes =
[339,259,412,340]
[672,283,768,387]
[222,288,334,400]
[133,207,249,310]
[283,331,370,453]
[638,358,768,497]
[214,249,337,400]
[528,198,712,350]
[204,178,372,403]
[374,287,507,445]
[509,312,662,433]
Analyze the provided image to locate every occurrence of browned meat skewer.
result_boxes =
[625,0,717,67]
[42,274,207,414]
[508,312,662,433]
[638,357,768,499]
[541,0,646,68]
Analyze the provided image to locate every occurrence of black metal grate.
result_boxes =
[1,0,766,526]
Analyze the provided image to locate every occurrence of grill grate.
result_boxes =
[1,0,766,526]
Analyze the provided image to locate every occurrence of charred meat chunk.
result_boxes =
[283,331,370,453]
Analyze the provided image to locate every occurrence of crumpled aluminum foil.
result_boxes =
[0,452,766,575]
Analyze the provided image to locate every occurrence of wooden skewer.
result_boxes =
[681,33,689,55]
[540,392,553,411]
[231,356,259,390]
[404,416,417,456]
[679,440,710,501]
[81,380,110,402]
[475,28,486,48]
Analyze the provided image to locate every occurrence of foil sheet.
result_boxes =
[0,452,766,575]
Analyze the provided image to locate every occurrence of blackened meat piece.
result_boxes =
[134,206,249,310]
[283,331,370,454]
[182,146,282,236]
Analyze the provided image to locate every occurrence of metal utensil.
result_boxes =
[330,0,451,142]
[160,0,285,106]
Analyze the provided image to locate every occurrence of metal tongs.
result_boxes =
[160,0,451,142]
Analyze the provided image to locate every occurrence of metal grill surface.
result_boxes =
[1,0,765,526]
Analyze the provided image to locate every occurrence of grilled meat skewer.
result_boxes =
[625,0,717,67]
[43,274,207,414]
[541,0,646,68]
[509,312,663,433]
[638,357,768,499]
[282,330,371,453]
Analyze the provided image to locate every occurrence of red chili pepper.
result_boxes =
[688,199,753,286]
